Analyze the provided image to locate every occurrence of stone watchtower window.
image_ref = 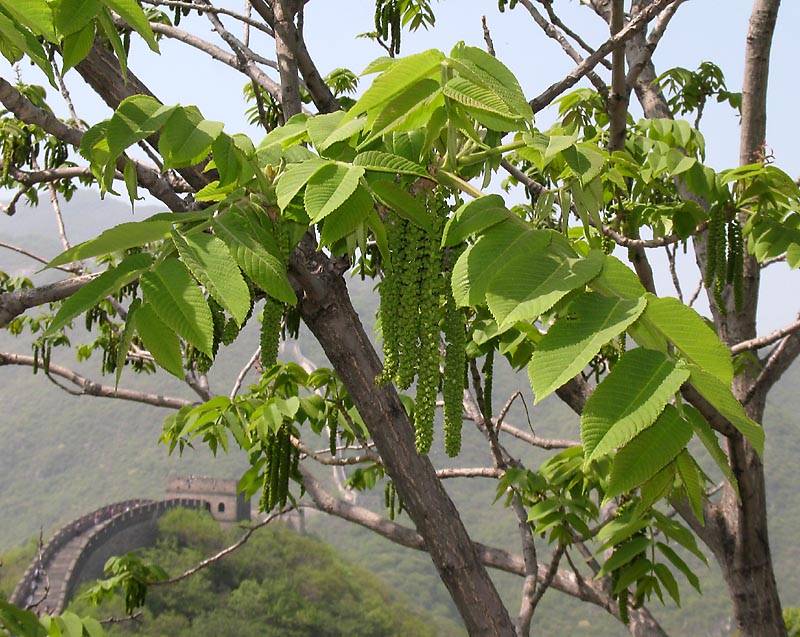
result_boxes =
[217,502,225,513]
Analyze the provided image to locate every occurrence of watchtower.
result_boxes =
[166,476,250,523]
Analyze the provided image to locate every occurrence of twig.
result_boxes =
[665,244,683,302]
[529,0,678,113]
[151,512,284,585]
[0,351,192,409]
[731,314,800,354]
[0,241,79,273]
[626,0,687,87]
[292,435,378,466]
[498,422,580,449]
[760,255,786,268]
[517,0,609,102]
[230,347,261,399]
[535,0,611,69]
[143,0,274,37]
[99,611,143,625]
[436,467,501,479]
[526,544,566,616]
[481,16,495,57]
[687,276,703,308]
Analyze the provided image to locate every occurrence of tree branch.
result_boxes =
[516,0,609,102]
[731,314,800,354]
[0,274,98,328]
[151,511,284,585]
[0,351,193,409]
[0,241,79,273]
[529,0,678,113]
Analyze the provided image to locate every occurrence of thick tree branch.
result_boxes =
[0,352,192,409]
[271,0,303,120]
[249,0,339,113]
[740,0,781,165]
[0,76,187,211]
[0,274,97,328]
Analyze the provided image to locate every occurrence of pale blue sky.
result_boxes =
[1,1,797,331]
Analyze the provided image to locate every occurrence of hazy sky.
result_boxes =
[1,1,797,331]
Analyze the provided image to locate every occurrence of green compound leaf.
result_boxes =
[451,222,550,307]
[486,249,604,328]
[687,365,765,457]
[676,449,705,523]
[346,49,444,122]
[140,258,214,356]
[158,107,224,169]
[529,293,647,403]
[304,164,365,222]
[442,194,508,247]
[581,348,690,464]
[275,157,330,210]
[172,229,251,325]
[369,179,432,232]
[115,297,140,388]
[319,184,374,246]
[46,211,210,267]
[98,0,159,52]
[45,253,152,337]
[134,302,184,378]
[106,95,176,161]
[596,535,651,578]
[353,150,429,179]
[682,403,739,498]
[448,43,532,120]
[442,75,518,119]
[644,295,733,384]
[606,404,693,499]
[213,207,296,305]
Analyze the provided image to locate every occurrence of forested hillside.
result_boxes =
[2,193,799,636]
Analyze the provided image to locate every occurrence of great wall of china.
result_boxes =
[10,477,250,614]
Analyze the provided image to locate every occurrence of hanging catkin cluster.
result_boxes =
[376,189,467,456]
[704,205,744,314]
[259,421,300,513]
[374,0,402,54]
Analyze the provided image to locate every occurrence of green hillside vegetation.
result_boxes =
[66,508,460,637]
[2,194,800,635]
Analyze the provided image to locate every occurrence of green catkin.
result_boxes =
[391,0,401,53]
[714,209,728,314]
[618,589,630,625]
[732,220,744,312]
[482,350,494,424]
[260,297,283,369]
[704,206,721,288]
[376,214,403,386]
[278,423,292,508]
[396,219,424,390]
[413,199,444,454]
[443,260,466,457]
[32,345,39,375]
[268,431,282,510]
[259,445,272,512]
[328,416,338,457]
[384,482,391,509]
[388,482,396,520]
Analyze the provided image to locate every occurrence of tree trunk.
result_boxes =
[289,236,518,636]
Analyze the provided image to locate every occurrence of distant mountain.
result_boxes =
[2,191,799,636]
